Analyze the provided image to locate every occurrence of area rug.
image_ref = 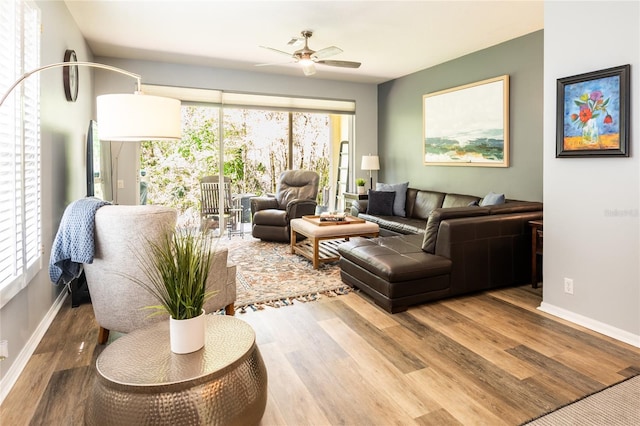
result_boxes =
[522,374,640,425]
[215,235,351,312]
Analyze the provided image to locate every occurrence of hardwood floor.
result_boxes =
[2,285,639,425]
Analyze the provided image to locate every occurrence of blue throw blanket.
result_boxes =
[49,197,110,285]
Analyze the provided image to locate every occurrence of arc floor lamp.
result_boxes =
[0,60,181,141]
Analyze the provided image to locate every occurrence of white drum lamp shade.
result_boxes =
[1,60,182,142]
[97,93,181,142]
[361,155,380,189]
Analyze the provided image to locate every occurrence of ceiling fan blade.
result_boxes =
[255,60,293,67]
[301,62,316,76]
[316,60,361,69]
[287,37,304,47]
[312,46,342,60]
[259,46,293,57]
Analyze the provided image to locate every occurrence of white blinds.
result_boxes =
[0,0,41,308]
[141,84,356,115]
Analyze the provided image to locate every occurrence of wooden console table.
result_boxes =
[529,220,543,288]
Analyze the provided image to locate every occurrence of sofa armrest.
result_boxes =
[350,199,368,216]
[250,196,278,215]
[286,199,317,219]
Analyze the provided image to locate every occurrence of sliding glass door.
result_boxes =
[140,102,353,236]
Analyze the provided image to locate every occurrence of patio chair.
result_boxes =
[200,176,242,235]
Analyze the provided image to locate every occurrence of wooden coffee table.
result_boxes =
[290,216,379,269]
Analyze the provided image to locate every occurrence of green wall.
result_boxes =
[378,30,543,202]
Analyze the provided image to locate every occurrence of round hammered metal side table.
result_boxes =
[85,315,268,426]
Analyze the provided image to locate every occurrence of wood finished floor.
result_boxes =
[2,285,639,425]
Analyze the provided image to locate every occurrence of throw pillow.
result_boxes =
[366,190,395,216]
[376,181,409,217]
[479,192,506,207]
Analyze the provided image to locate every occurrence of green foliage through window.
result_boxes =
[140,106,332,226]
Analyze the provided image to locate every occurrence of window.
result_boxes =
[140,85,355,230]
[0,0,41,308]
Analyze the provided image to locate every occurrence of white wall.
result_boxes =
[542,1,640,346]
[92,58,378,205]
[0,0,94,396]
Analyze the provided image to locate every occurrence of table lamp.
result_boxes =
[361,154,380,190]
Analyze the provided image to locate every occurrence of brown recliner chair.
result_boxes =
[250,170,319,242]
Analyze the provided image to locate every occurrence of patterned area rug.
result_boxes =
[522,374,640,425]
[215,235,351,312]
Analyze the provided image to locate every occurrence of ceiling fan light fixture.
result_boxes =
[259,30,360,76]
[299,58,314,66]
[301,61,316,76]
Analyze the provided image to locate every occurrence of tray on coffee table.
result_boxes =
[302,215,365,226]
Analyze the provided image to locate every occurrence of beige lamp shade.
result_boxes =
[97,93,182,141]
[361,155,380,171]
[361,155,380,189]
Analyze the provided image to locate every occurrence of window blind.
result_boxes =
[141,84,356,115]
[0,0,41,308]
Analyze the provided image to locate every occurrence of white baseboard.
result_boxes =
[538,301,640,348]
[0,291,67,405]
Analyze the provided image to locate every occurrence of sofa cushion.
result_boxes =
[411,190,446,220]
[376,181,409,217]
[338,235,451,283]
[367,190,395,216]
[480,192,506,206]
[442,193,481,208]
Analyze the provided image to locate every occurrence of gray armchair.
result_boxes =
[83,205,236,344]
[250,170,320,242]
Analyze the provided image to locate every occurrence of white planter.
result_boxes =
[357,186,366,195]
[169,309,206,354]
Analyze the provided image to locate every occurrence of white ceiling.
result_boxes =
[64,0,544,85]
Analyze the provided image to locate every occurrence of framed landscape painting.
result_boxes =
[423,75,509,167]
[556,64,630,157]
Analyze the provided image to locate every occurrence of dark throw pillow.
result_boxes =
[366,190,395,216]
[376,181,409,217]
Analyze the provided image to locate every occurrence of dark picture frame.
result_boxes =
[556,64,630,157]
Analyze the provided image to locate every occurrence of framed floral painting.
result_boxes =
[423,75,509,167]
[556,64,630,157]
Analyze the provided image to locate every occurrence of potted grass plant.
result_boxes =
[132,228,216,354]
[356,178,367,194]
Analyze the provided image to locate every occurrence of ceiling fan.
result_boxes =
[258,30,361,76]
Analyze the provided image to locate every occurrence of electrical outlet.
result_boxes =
[117,179,124,189]
[564,278,574,295]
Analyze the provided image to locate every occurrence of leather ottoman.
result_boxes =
[338,234,452,313]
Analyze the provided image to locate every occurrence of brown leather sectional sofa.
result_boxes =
[338,188,543,313]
